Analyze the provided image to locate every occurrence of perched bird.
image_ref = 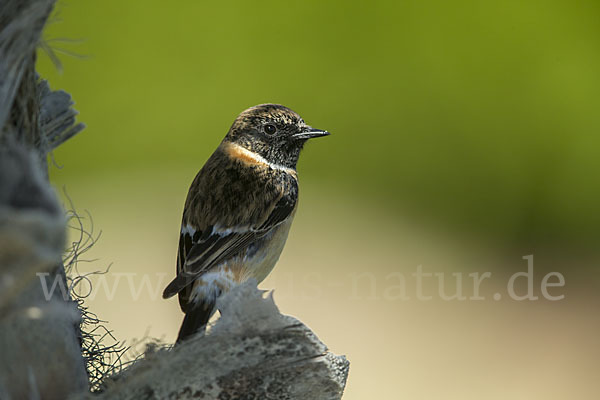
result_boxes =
[162,104,329,342]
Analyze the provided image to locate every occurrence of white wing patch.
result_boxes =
[181,225,196,236]
[212,223,251,236]
[182,224,250,237]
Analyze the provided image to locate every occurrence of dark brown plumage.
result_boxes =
[162,104,329,342]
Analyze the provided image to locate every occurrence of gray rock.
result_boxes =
[77,283,349,400]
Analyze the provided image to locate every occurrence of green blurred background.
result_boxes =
[38,0,599,398]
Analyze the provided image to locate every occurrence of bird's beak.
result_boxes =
[292,127,330,140]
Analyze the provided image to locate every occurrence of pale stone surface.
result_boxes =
[77,282,349,400]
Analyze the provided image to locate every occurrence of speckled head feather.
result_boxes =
[224,104,313,169]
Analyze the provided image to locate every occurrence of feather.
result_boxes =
[162,182,297,301]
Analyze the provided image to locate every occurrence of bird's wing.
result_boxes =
[184,189,297,275]
[162,189,296,299]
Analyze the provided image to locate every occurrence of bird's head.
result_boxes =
[224,104,329,169]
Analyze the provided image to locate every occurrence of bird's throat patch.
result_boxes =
[222,141,296,175]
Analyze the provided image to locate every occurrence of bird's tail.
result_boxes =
[176,300,216,343]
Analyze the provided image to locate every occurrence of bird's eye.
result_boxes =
[264,124,277,135]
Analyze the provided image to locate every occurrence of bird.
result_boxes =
[162,104,329,342]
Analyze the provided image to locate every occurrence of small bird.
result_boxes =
[162,104,329,342]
